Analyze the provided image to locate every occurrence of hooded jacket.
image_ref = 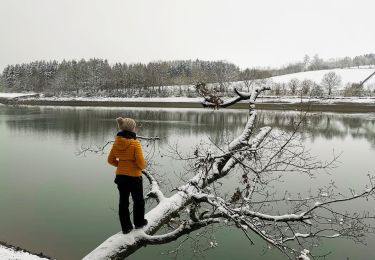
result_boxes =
[107,134,146,177]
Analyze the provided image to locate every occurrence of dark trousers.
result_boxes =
[115,175,145,231]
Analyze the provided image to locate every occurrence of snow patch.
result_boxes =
[298,249,310,260]
[0,92,37,99]
[0,245,50,260]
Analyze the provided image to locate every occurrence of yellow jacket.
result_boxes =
[107,137,146,177]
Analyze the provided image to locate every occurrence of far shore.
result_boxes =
[2,97,375,112]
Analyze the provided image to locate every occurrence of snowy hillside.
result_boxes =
[269,68,375,90]
[207,68,375,95]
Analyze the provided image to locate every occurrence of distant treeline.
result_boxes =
[0,54,374,96]
[0,59,270,95]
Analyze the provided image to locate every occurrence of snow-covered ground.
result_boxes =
[25,96,203,103]
[0,92,37,99]
[4,94,374,106]
[348,65,375,69]
[269,68,375,90]
[257,96,375,104]
[0,245,50,260]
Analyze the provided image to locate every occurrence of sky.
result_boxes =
[0,0,374,71]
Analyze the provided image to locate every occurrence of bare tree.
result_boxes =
[308,54,325,71]
[239,68,258,92]
[83,85,375,260]
[321,72,342,96]
[302,55,310,71]
[288,78,300,95]
[212,61,239,93]
[300,79,314,96]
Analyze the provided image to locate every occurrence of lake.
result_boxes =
[0,105,375,260]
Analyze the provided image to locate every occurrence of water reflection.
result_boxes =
[1,105,375,260]
[257,111,375,146]
[3,106,375,148]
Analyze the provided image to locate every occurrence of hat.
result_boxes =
[116,117,136,132]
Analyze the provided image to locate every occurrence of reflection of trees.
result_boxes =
[3,106,375,148]
[256,111,375,147]
[3,107,248,145]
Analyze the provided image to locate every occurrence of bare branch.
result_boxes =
[143,170,166,203]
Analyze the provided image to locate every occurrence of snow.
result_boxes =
[83,191,189,259]
[295,233,310,238]
[258,96,375,104]
[348,65,375,69]
[314,202,321,206]
[269,68,375,90]
[30,95,372,105]
[298,249,310,260]
[0,245,49,260]
[23,96,203,103]
[240,208,307,222]
[0,92,37,99]
[209,241,218,248]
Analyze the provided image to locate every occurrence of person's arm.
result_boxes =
[134,140,146,170]
[107,146,119,167]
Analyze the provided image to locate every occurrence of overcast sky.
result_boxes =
[0,0,374,71]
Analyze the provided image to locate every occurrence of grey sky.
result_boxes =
[0,0,374,71]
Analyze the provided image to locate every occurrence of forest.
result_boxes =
[1,54,374,97]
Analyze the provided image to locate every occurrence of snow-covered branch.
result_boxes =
[201,86,271,108]
[143,170,166,203]
[142,218,221,245]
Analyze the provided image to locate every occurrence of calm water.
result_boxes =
[1,105,375,260]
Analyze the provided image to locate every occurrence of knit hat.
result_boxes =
[116,117,136,132]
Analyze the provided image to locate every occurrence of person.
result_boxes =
[107,117,148,234]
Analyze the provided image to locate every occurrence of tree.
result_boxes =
[339,56,353,68]
[239,68,257,92]
[310,83,324,97]
[308,54,325,71]
[272,82,282,96]
[300,79,314,96]
[343,83,365,97]
[239,69,272,93]
[321,72,342,96]
[353,56,366,68]
[302,55,310,71]
[0,76,5,92]
[82,86,375,260]
[288,78,300,95]
[211,61,239,93]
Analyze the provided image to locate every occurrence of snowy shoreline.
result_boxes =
[1,93,375,112]
[0,241,52,260]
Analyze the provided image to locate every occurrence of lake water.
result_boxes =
[1,105,375,260]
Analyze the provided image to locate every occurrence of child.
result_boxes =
[107,117,148,234]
